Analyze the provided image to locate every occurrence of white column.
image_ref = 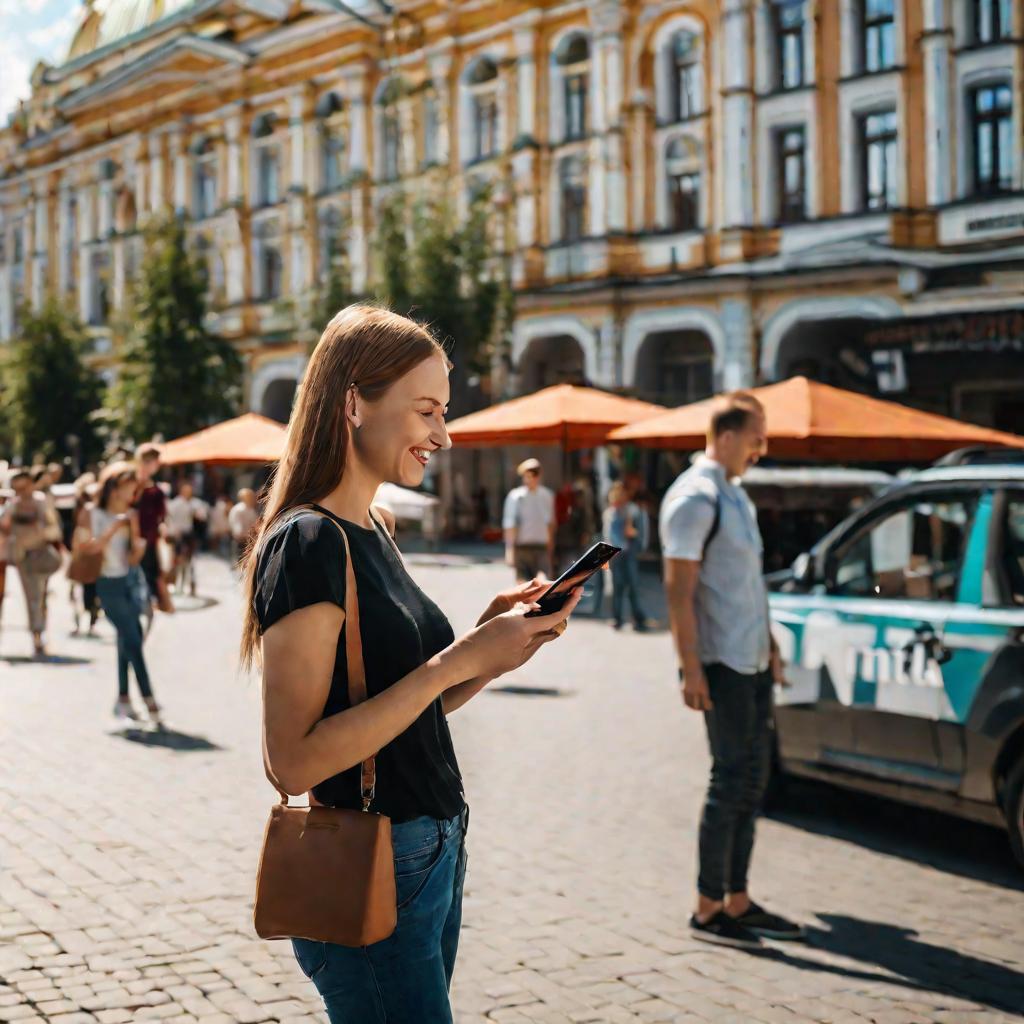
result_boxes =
[78,183,94,321]
[31,192,48,308]
[921,0,953,206]
[226,111,243,203]
[342,68,368,174]
[512,149,536,248]
[721,0,755,228]
[429,50,453,164]
[289,89,306,189]
[171,129,188,213]
[514,29,536,141]
[148,133,165,211]
[399,97,416,176]
[98,177,115,237]
[721,297,754,389]
[598,26,627,232]
[57,184,72,294]
[839,0,859,77]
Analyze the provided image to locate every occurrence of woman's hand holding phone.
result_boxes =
[477,577,549,626]
[456,586,582,682]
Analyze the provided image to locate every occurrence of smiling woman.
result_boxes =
[238,304,580,1023]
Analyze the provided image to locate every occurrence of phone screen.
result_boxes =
[525,542,621,616]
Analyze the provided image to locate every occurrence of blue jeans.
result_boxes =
[292,808,469,1023]
[96,575,153,700]
[698,665,773,901]
[610,550,647,627]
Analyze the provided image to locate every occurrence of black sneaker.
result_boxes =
[689,911,763,949]
[729,901,806,941]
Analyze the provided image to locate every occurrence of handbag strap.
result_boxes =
[267,504,377,812]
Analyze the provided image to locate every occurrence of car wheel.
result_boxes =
[1003,755,1024,871]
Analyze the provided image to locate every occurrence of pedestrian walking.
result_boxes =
[602,480,651,631]
[229,488,259,563]
[660,392,803,948]
[502,458,555,581]
[70,474,102,637]
[88,462,162,726]
[133,444,171,617]
[166,481,206,596]
[240,305,579,1024]
[209,494,232,558]
[0,469,62,658]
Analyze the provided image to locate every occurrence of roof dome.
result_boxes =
[66,0,198,63]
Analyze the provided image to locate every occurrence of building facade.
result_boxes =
[1,0,1023,437]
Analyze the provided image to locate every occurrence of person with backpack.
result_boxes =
[660,392,803,949]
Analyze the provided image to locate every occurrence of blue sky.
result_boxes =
[0,0,82,122]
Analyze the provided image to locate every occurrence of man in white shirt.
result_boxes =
[229,488,260,563]
[502,458,556,581]
[166,482,208,595]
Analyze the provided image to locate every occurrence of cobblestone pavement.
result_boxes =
[1,553,1022,1024]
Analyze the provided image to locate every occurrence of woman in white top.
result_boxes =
[86,462,162,725]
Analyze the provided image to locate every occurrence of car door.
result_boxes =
[812,486,985,789]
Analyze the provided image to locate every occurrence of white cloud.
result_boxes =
[0,39,32,123]
[28,7,81,60]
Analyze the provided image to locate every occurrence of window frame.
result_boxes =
[825,487,982,602]
[974,0,1013,44]
[773,0,806,91]
[859,108,898,210]
[971,82,1013,196]
[862,0,896,74]
[775,125,807,224]
[669,31,702,123]
[559,156,587,242]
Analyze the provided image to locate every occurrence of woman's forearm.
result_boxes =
[272,646,475,795]
[441,676,494,715]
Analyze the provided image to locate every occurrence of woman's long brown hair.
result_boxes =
[239,304,448,670]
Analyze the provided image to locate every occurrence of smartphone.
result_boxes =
[524,542,621,617]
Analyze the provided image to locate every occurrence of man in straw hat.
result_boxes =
[502,457,556,581]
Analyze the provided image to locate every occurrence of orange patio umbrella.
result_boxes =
[445,383,667,451]
[607,376,1024,461]
[158,413,287,466]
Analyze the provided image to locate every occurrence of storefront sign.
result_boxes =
[967,213,1024,234]
[863,309,1024,355]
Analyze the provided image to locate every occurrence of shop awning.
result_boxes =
[445,384,667,451]
[158,413,287,466]
[607,376,1024,461]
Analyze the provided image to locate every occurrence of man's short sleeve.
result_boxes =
[543,488,556,525]
[660,489,717,561]
[501,489,520,531]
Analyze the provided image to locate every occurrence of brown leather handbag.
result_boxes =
[253,508,397,946]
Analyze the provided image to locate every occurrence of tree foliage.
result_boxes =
[109,214,242,444]
[1,298,104,465]
[373,189,501,378]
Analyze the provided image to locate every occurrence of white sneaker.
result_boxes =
[113,699,141,722]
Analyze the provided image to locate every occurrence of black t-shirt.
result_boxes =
[254,505,464,822]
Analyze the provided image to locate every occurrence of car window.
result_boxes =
[831,495,976,601]
[1000,492,1024,607]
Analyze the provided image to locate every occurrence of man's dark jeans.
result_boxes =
[697,663,774,901]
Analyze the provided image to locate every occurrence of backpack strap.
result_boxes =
[701,491,721,560]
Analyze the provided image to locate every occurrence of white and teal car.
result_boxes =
[769,458,1024,867]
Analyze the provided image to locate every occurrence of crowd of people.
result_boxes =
[0,448,265,724]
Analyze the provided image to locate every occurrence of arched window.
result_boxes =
[422,89,440,166]
[555,33,590,141]
[559,155,587,241]
[194,234,225,303]
[64,196,78,296]
[252,113,281,207]
[665,137,701,231]
[668,30,702,122]
[317,92,346,192]
[192,137,217,219]
[466,58,499,161]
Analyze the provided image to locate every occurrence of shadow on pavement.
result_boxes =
[2,653,93,667]
[168,594,219,613]
[488,685,573,698]
[768,777,1022,891]
[111,726,223,751]
[741,914,1024,1015]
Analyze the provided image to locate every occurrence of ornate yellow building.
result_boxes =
[1,0,1023,437]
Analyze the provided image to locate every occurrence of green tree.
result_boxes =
[374,188,501,377]
[310,235,359,347]
[110,214,242,443]
[1,298,104,465]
